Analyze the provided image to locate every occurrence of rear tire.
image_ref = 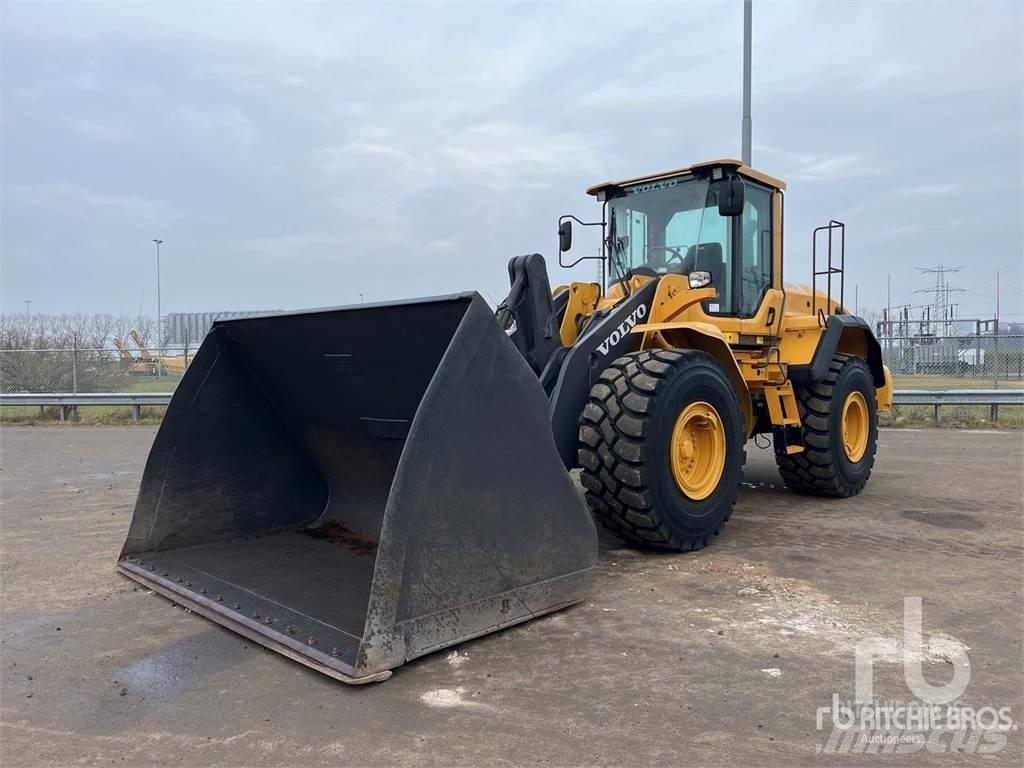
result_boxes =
[776,353,878,496]
[578,350,746,551]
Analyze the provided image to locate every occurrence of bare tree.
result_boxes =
[0,313,57,349]
[0,314,26,349]
[30,314,49,348]
[112,315,133,348]
[88,313,115,349]
[0,312,162,351]
[861,308,881,334]
[133,316,155,351]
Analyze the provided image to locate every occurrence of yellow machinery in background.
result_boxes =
[128,330,188,375]
[113,335,157,376]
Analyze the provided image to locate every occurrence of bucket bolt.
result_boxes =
[252,611,260,619]
[307,637,317,647]
[284,625,296,636]
[233,602,241,610]
[331,647,341,657]
[200,587,207,594]
[215,594,223,602]
[263,617,273,625]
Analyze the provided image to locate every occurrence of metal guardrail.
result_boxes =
[893,389,1024,405]
[893,389,1024,423]
[0,392,172,421]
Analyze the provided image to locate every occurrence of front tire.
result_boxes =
[578,350,746,551]
[776,353,878,496]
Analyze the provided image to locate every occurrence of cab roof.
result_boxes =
[586,158,786,197]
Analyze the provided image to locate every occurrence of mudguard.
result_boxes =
[789,314,885,388]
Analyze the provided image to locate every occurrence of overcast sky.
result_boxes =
[2,0,1021,323]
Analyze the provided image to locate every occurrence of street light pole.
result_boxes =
[742,0,752,166]
[153,239,163,351]
[24,299,31,319]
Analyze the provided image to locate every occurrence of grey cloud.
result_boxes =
[1,0,1021,321]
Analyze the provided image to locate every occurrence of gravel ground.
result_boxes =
[1,426,1021,766]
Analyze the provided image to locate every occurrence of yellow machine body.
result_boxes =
[555,159,892,445]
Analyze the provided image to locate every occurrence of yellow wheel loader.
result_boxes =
[118,158,892,683]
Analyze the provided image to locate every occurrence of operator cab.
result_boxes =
[574,159,785,319]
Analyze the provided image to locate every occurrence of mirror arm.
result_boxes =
[558,214,606,268]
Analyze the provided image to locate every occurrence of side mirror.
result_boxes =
[715,176,745,217]
[558,220,573,252]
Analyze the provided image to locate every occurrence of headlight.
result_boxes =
[688,270,713,289]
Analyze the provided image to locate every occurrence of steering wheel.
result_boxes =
[646,245,684,263]
[646,245,694,273]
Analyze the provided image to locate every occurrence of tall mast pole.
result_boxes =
[153,239,163,351]
[742,0,752,166]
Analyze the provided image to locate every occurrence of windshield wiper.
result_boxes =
[612,239,630,281]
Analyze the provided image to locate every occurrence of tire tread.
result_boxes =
[578,350,745,551]
[775,353,877,497]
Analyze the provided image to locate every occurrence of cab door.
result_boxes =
[728,182,783,339]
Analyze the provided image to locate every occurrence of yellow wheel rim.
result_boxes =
[841,391,869,463]
[670,401,726,501]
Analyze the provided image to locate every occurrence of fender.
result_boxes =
[631,320,754,437]
[788,314,885,388]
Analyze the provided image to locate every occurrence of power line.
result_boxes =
[960,260,1022,294]
[956,243,1022,272]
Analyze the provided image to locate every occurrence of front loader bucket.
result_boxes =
[118,293,597,683]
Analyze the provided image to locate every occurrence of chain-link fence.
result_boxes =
[1,345,193,394]
[880,334,1024,390]
[4,338,1023,394]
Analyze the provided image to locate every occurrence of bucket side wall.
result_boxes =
[122,330,328,554]
[358,297,598,672]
